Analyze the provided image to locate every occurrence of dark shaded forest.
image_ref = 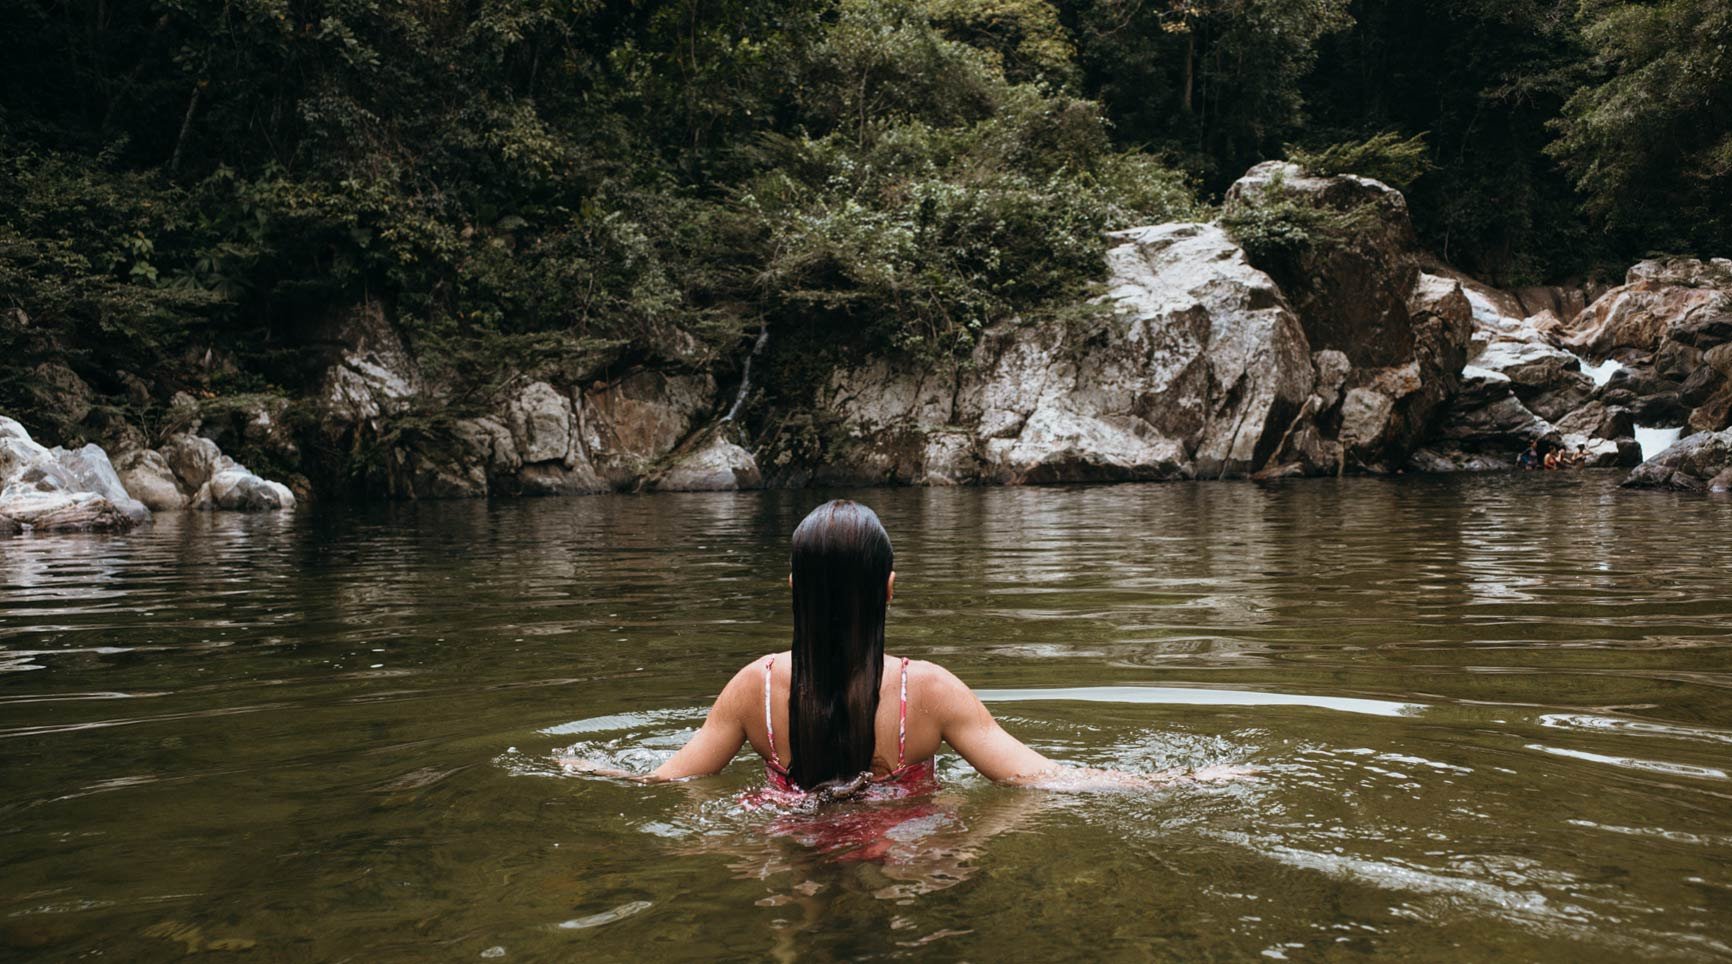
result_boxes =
[2,0,1727,449]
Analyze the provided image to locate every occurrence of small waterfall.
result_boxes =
[1572,352,1622,387]
[722,323,770,422]
[1634,425,1683,462]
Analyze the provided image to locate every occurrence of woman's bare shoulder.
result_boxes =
[714,652,786,706]
[903,658,976,709]
[735,650,790,676]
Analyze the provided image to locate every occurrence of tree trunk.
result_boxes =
[169,79,203,174]
[1182,31,1195,114]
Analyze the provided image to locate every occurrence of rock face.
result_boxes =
[1556,259,1732,448]
[319,300,421,447]
[1561,259,1732,358]
[1222,162,1474,472]
[17,159,1700,500]
[261,163,1509,495]
[1407,266,1643,472]
[785,222,1318,485]
[298,297,740,498]
[755,165,1513,486]
[1622,429,1732,491]
[0,417,148,532]
[583,371,717,487]
[1414,256,1730,477]
[1226,162,1423,370]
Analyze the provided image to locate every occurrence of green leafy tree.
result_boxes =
[1063,0,1354,183]
[1548,0,1732,257]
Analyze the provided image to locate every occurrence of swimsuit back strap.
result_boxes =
[897,656,909,768]
[761,655,782,768]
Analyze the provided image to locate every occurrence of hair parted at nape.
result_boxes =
[787,500,894,792]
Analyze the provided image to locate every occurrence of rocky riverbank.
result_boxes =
[4,163,1728,532]
[0,415,293,533]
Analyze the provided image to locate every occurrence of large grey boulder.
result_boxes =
[1554,400,1635,441]
[160,434,223,492]
[1096,222,1317,477]
[1434,393,1554,449]
[1224,162,1422,370]
[0,416,52,484]
[656,433,763,492]
[1564,259,1732,357]
[50,444,151,523]
[115,449,187,511]
[1473,337,1580,391]
[1622,428,1732,491]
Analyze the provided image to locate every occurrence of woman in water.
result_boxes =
[577,499,1236,797]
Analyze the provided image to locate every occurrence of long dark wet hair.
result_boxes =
[787,500,894,791]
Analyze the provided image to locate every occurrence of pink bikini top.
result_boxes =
[759,655,938,799]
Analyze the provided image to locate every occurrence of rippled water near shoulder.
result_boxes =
[3,473,1731,960]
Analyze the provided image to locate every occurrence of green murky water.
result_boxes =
[3,474,1731,960]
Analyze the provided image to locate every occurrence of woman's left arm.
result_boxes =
[644,662,756,781]
[564,664,754,782]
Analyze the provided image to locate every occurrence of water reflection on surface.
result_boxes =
[2,473,1731,960]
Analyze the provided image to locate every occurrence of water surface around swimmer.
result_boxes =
[2,473,1730,960]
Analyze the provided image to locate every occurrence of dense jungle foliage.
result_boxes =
[1,0,1727,446]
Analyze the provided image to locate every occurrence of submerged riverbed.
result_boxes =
[3,473,1731,960]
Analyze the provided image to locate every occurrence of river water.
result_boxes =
[3,473,1730,960]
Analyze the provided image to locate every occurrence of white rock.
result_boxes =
[50,444,151,523]
[0,417,145,531]
[0,489,135,532]
[194,456,295,511]
[656,435,762,491]
[508,381,573,464]
[0,415,54,484]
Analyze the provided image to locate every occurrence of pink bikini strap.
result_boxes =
[761,655,782,768]
[897,656,910,768]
